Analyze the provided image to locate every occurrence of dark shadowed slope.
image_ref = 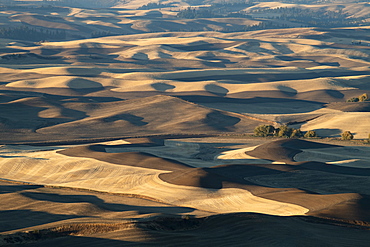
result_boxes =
[5,213,370,247]
[37,95,270,140]
[246,139,341,163]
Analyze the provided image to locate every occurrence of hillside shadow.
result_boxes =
[271,43,294,54]
[8,235,147,247]
[177,95,324,114]
[315,128,342,137]
[204,84,229,96]
[277,55,340,67]
[0,184,43,195]
[325,89,344,99]
[21,192,195,215]
[132,52,149,60]
[66,67,102,77]
[0,210,82,232]
[40,47,63,56]
[173,70,370,83]
[102,113,148,126]
[0,101,61,131]
[202,61,227,68]
[277,85,297,97]
[163,41,221,52]
[276,55,306,61]
[0,89,117,103]
[0,48,30,53]
[66,78,104,94]
[152,82,175,92]
[203,111,240,131]
[234,41,274,54]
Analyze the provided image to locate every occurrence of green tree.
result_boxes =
[254,125,275,137]
[359,93,369,102]
[276,125,293,138]
[347,97,359,102]
[341,131,353,140]
[304,130,317,138]
[290,129,303,138]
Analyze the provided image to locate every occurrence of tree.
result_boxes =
[341,131,353,140]
[347,97,359,102]
[254,125,275,137]
[347,93,369,102]
[290,129,303,138]
[304,130,317,138]
[276,125,293,138]
[359,93,369,102]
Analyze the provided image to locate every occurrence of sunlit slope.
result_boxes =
[300,112,370,139]
[0,146,307,216]
[1,138,370,222]
[4,29,370,98]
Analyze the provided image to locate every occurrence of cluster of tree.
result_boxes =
[0,26,66,41]
[177,7,225,19]
[243,21,287,31]
[177,1,254,19]
[347,93,369,102]
[1,52,58,60]
[137,2,172,10]
[176,3,363,28]
[210,0,254,10]
[40,0,119,8]
[341,131,370,142]
[250,7,362,27]
[253,124,317,138]
[254,125,370,143]
[1,53,28,60]
[341,131,353,140]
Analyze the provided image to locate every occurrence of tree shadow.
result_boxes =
[315,128,342,137]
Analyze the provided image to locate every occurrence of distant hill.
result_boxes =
[0,95,271,144]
